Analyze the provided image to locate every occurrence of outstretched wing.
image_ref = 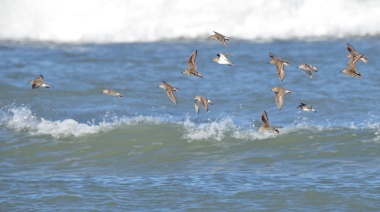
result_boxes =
[194,99,201,113]
[276,62,286,81]
[166,89,177,104]
[347,43,358,54]
[187,50,197,70]
[261,111,270,127]
[269,53,278,59]
[275,90,285,110]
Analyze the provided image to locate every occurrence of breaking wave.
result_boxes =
[0,0,379,43]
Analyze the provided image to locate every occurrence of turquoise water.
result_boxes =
[1,39,380,211]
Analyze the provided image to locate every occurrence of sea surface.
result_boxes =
[1,0,380,211]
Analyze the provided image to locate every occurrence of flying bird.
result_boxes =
[213,53,233,65]
[102,89,123,97]
[209,31,230,48]
[346,43,368,63]
[182,50,203,78]
[272,86,291,110]
[194,96,213,114]
[259,111,279,134]
[28,74,50,89]
[341,55,363,78]
[298,64,318,79]
[158,81,179,104]
[268,53,290,81]
[297,103,317,112]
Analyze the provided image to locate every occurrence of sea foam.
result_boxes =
[0,0,379,43]
[2,106,379,140]
[1,106,162,138]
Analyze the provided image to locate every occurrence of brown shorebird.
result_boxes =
[347,43,368,63]
[259,111,279,134]
[102,89,123,97]
[209,31,230,48]
[341,55,363,78]
[28,74,50,89]
[213,53,233,65]
[268,53,290,81]
[272,86,291,110]
[182,50,203,78]
[297,103,317,112]
[194,96,213,114]
[158,81,179,104]
[298,64,318,79]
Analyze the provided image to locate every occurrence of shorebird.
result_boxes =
[194,96,213,114]
[158,81,179,104]
[297,103,316,112]
[341,55,363,78]
[102,89,123,97]
[182,50,203,78]
[298,64,318,79]
[213,53,233,65]
[28,74,50,89]
[272,86,291,110]
[259,111,279,134]
[209,31,230,48]
[347,43,368,63]
[268,53,290,81]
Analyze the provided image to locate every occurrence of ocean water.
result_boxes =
[1,1,380,211]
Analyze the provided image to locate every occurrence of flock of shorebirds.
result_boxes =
[28,31,369,134]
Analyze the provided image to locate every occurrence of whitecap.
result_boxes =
[1,0,379,43]
[1,106,163,138]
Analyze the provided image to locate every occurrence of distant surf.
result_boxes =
[0,0,379,43]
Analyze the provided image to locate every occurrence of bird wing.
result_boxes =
[32,82,39,89]
[276,62,286,81]
[201,97,209,111]
[166,88,177,104]
[303,69,313,79]
[347,43,358,55]
[213,32,229,48]
[220,40,229,49]
[275,90,285,110]
[213,31,225,39]
[194,98,201,113]
[269,53,278,59]
[261,111,270,127]
[219,53,232,64]
[347,55,362,70]
[221,53,232,57]
[306,64,318,71]
[187,50,197,70]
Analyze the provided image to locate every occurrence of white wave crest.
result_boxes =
[1,106,162,138]
[0,0,379,43]
[2,106,379,141]
[181,117,281,141]
[181,117,237,141]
